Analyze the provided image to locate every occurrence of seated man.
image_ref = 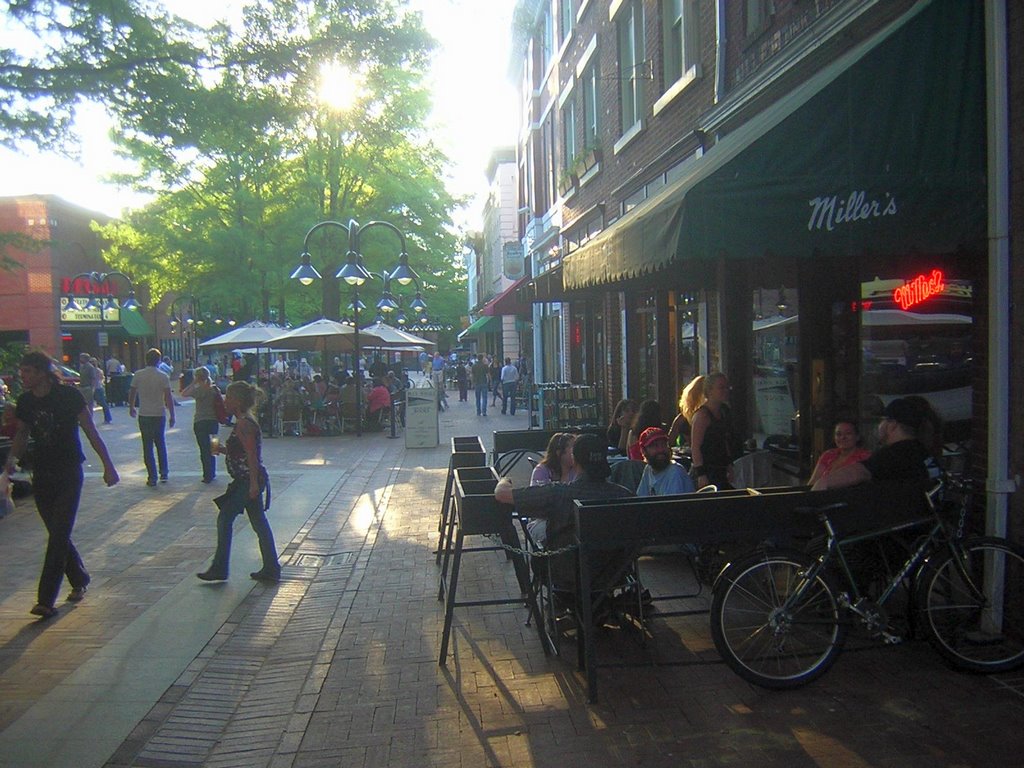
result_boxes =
[495,434,634,595]
[812,397,940,491]
[636,427,695,496]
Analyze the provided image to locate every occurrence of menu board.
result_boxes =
[405,387,439,448]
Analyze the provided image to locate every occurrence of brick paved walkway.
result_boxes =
[0,391,1021,767]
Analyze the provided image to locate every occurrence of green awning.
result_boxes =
[458,315,502,339]
[563,0,985,290]
[116,308,153,337]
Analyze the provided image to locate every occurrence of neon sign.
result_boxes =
[893,269,945,311]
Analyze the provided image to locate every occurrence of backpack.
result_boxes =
[213,388,228,424]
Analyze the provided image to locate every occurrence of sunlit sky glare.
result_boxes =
[0,0,519,230]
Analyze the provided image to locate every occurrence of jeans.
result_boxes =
[194,419,218,481]
[33,466,88,608]
[501,382,518,415]
[138,415,168,482]
[208,478,279,577]
[93,386,112,422]
[475,385,488,415]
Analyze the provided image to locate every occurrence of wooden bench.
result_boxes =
[571,481,933,702]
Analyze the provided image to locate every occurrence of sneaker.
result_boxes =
[67,586,87,602]
[159,475,168,483]
[30,604,58,619]
[196,569,227,581]
[146,479,157,487]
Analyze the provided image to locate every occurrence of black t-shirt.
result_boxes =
[15,383,87,471]
[861,439,931,483]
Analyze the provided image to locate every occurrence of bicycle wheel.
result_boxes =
[918,536,1024,672]
[711,550,846,689]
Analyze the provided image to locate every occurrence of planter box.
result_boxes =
[453,466,511,535]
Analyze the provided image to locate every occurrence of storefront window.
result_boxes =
[859,270,973,443]
[633,292,658,402]
[752,286,799,441]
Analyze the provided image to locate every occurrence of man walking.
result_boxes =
[129,347,176,487]
[90,356,112,423]
[471,356,490,416]
[500,357,520,415]
[3,350,119,619]
[77,353,96,417]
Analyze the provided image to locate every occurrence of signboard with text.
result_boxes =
[502,242,524,279]
[59,297,120,324]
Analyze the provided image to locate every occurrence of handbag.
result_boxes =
[213,388,228,425]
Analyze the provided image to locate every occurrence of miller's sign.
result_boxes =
[893,269,945,311]
[807,190,898,232]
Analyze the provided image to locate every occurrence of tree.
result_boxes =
[5,0,468,331]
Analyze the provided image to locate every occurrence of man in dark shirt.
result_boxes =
[3,351,119,619]
[812,397,935,491]
[495,434,634,591]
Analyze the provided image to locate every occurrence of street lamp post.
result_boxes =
[168,295,204,367]
[290,219,420,437]
[65,271,141,367]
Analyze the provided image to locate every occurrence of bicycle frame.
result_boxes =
[782,480,966,622]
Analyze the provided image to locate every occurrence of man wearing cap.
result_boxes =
[812,397,936,491]
[495,434,634,592]
[636,427,695,496]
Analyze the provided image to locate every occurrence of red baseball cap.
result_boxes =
[638,427,669,449]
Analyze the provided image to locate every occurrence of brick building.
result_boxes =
[512,0,1020,533]
[0,195,153,370]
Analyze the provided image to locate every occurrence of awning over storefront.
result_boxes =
[116,308,153,337]
[458,315,502,340]
[519,266,565,304]
[479,277,532,316]
[562,0,984,291]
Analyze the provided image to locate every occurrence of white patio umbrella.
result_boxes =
[198,320,284,350]
[265,318,387,354]
[361,321,436,349]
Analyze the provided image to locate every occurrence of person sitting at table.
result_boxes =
[526,432,578,547]
[626,399,663,461]
[495,434,634,596]
[636,427,695,497]
[606,398,638,456]
[274,379,306,436]
[365,377,392,427]
[812,398,941,491]
[807,418,872,487]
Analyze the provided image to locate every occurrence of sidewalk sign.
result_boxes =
[405,387,439,448]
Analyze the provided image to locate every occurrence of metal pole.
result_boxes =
[354,284,362,437]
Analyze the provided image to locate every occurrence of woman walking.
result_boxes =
[197,381,280,583]
[181,366,221,483]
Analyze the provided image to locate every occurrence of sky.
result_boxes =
[0,0,519,228]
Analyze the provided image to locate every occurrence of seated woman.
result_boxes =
[607,398,638,455]
[808,418,872,486]
[626,399,663,461]
[527,432,578,547]
[495,434,634,594]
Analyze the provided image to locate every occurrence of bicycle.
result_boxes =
[710,475,1024,689]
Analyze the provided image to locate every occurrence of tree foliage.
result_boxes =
[4,0,467,339]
